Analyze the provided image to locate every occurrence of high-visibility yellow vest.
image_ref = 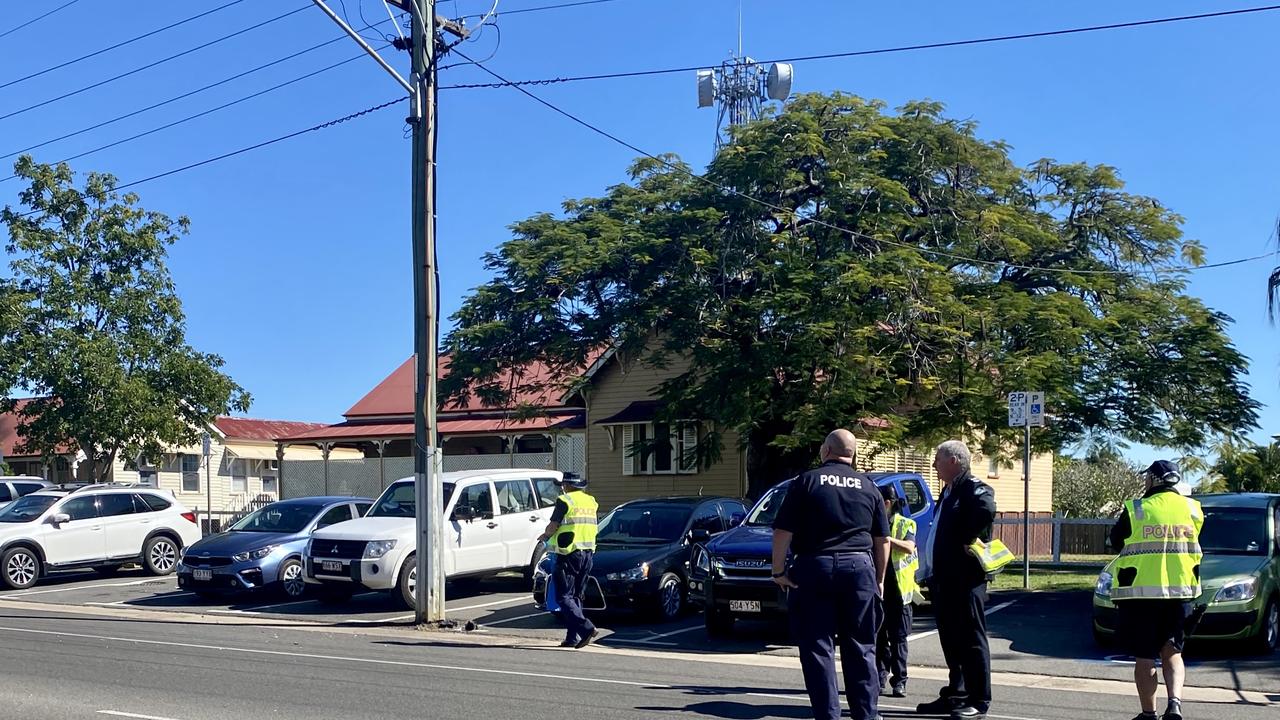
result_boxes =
[966,538,1015,574]
[552,490,599,555]
[890,514,921,605]
[1112,493,1203,601]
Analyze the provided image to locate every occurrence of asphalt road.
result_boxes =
[0,604,1275,720]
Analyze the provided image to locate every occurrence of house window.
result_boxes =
[261,472,278,496]
[181,454,200,492]
[230,459,248,494]
[622,423,699,476]
[987,457,1000,479]
[139,470,158,488]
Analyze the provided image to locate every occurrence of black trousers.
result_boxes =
[932,582,991,710]
[789,552,883,720]
[551,550,595,642]
[877,591,912,685]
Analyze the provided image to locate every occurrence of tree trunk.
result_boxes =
[744,419,819,500]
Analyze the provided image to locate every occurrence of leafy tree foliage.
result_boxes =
[442,94,1258,495]
[1205,440,1280,493]
[1,157,250,482]
[1052,452,1146,518]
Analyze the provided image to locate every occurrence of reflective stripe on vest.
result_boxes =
[890,514,921,605]
[552,490,599,555]
[967,538,1015,573]
[1112,494,1203,601]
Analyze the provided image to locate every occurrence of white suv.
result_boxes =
[305,469,563,607]
[0,476,53,511]
[0,485,203,590]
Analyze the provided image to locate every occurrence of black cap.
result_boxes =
[1143,460,1180,484]
[878,484,899,501]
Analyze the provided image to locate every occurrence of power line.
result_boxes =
[458,0,624,20]
[442,4,1280,90]
[451,47,1278,279]
[1,49,388,183]
[2,17,396,161]
[0,0,246,90]
[0,0,83,41]
[0,5,311,123]
[7,98,408,221]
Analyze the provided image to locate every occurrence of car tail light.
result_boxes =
[181,511,197,524]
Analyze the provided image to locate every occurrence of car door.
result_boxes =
[39,496,106,565]
[494,477,543,568]
[98,493,148,560]
[0,484,12,508]
[314,504,354,532]
[449,480,504,575]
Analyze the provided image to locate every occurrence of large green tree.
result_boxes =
[0,157,250,482]
[443,94,1258,496]
[1205,440,1280,493]
[1052,451,1146,518]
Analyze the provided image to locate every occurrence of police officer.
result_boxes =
[537,474,600,649]
[917,440,996,720]
[772,429,889,720]
[1108,460,1203,720]
[878,484,920,698]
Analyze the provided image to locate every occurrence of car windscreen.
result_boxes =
[744,485,787,526]
[0,494,58,523]
[1199,507,1268,555]
[597,505,692,544]
[228,503,317,533]
[369,482,455,518]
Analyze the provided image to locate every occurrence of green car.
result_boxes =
[1092,492,1280,654]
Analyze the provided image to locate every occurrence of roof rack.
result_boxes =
[65,482,147,494]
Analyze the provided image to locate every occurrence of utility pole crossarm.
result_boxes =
[310,0,412,93]
[384,0,470,40]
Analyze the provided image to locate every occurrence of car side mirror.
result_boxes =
[689,529,712,544]
[453,506,476,523]
[729,513,746,527]
[49,513,71,525]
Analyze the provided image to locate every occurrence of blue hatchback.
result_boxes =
[178,496,371,599]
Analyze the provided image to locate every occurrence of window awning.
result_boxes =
[593,400,662,426]
[223,443,278,460]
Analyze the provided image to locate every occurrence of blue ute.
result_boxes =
[688,472,936,637]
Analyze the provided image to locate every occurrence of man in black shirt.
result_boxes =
[772,429,890,720]
[917,440,997,720]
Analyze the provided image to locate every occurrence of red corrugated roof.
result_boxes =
[278,411,585,443]
[0,399,74,459]
[344,352,605,419]
[214,417,331,442]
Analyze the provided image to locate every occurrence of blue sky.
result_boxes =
[2,1,1278,468]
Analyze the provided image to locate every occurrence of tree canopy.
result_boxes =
[442,94,1259,494]
[1052,451,1146,518]
[1204,440,1280,494]
[1,157,250,481]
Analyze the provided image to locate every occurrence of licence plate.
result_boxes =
[321,560,344,573]
[192,569,213,581]
[729,600,761,613]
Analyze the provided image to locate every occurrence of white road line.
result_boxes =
[909,598,1019,641]
[1,578,171,598]
[481,611,545,627]
[341,614,415,624]
[449,596,532,612]
[240,598,317,612]
[605,638,679,647]
[98,711,185,720]
[631,624,702,643]
[205,609,261,616]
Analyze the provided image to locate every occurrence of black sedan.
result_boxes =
[533,496,746,621]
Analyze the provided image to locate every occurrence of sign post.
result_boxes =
[201,432,212,534]
[1008,392,1044,590]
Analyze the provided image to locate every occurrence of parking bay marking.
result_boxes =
[449,596,533,613]
[0,578,174,599]
[908,599,1018,641]
[98,711,186,720]
[9,624,1074,720]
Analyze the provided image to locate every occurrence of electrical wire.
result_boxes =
[0,48,391,183]
[442,3,1280,90]
[336,0,387,41]
[0,0,83,41]
[0,21,394,161]
[6,98,409,220]
[450,47,1279,278]
[0,6,312,124]
[0,0,246,90]
[384,0,408,42]
[458,0,623,20]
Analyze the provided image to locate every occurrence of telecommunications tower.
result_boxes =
[696,3,793,148]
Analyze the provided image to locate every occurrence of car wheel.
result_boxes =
[142,536,180,576]
[398,554,417,610]
[1092,623,1115,649]
[2,547,41,590]
[277,558,306,600]
[652,572,685,621]
[315,584,353,605]
[704,607,734,638]
[93,564,122,578]
[1252,596,1279,655]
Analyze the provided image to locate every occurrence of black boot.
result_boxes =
[1163,699,1183,720]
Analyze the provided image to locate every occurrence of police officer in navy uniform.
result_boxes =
[772,429,890,720]
[917,440,997,720]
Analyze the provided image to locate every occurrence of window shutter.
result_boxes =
[622,424,635,476]
[678,424,699,474]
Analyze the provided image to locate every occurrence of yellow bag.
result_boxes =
[967,538,1015,574]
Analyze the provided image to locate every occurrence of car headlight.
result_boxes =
[1094,571,1112,599]
[232,545,278,563]
[694,548,710,574]
[607,563,650,582]
[1213,577,1259,604]
[364,539,397,559]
